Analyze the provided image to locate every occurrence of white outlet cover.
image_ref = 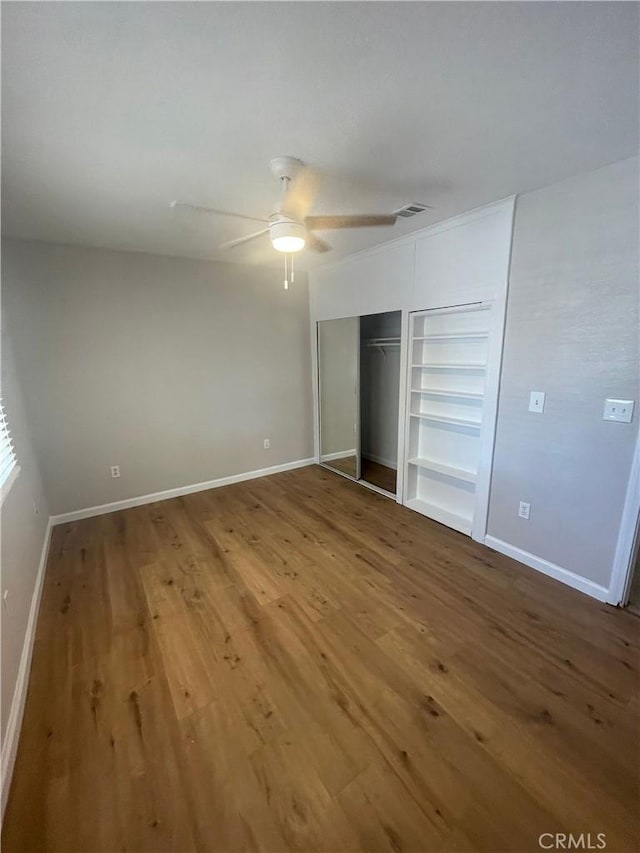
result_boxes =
[528,391,545,413]
[603,399,634,423]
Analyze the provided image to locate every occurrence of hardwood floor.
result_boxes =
[3,465,639,853]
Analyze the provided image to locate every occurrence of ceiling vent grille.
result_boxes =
[393,202,431,218]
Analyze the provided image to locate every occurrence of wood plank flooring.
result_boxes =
[3,465,639,853]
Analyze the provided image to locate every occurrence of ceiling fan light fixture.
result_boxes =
[270,219,306,253]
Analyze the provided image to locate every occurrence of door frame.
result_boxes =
[608,429,640,605]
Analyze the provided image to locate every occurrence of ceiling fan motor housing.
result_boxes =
[270,216,306,252]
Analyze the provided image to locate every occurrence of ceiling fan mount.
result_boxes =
[269,155,304,184]
[171,156,402,255]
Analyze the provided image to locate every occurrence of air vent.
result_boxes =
[393,202,432,218]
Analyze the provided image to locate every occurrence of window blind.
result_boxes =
[0,399,17,488]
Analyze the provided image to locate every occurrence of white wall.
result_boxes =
[0,332,50,811]
[2,239,314,515]
[487,157,640,593]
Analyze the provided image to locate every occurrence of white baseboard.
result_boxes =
[319,449,357,463]
[362,453,398,471]
[50,457,315,525]
[1,517,53,820]
[484,536,610,603]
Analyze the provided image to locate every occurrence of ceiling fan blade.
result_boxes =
[280,166,321,221]
[170,200,269,224]
[218,228,270,250]
[305,214,397,230]
[306,233,332,253]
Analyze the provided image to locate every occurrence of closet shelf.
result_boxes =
[411,388,484,400]
[405,497,472,536]
[408,457,477,484]
[365,336,400,351]
[413,333,488,341]
[409,413,482,429]
[411,363,486,371]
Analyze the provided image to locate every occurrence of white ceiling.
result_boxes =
[2,1,638,270]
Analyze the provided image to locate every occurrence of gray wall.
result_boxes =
[488,157,639,588]
[2,240,314,514]
[1,333,50,745]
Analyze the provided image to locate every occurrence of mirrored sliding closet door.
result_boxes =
[318,316,361,480]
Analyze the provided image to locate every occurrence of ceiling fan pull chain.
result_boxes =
[283,253,289,290]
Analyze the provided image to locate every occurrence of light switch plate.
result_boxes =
[603,399,634,423]
[528,391,545,413]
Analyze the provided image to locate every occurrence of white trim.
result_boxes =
[361,453,398,471]
[1,517,53,820]
[473,198,516,543]
[485,536,610,603]
[50,458,315,525]
[310,312,320,463]
[319,449,357,463]
[608,430,640,605]
[395,307,411,506]
[0,464,21,507]
[471,296,506,542]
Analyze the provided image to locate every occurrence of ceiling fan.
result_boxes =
[170,156,399,256]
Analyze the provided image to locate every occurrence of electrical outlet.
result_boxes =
[32,501,39,516]
[3,590,8,609]
[603,399,634,423]
[528,391,545,413]
[110,465,121,478]
[263,439,270,449]
[518,501,531,520]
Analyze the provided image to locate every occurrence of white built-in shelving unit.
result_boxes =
[404,304,491,535]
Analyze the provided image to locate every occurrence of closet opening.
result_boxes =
[317,310,401,498]
[359,311,401,494]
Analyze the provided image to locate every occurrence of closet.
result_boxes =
[318,311,401,496]
[310,197,515,541]
[360,312,402,493]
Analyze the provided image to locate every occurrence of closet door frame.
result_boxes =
[402,293,507,543]
[354,316,362,481]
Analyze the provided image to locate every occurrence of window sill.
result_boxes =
[1,464,21,507]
